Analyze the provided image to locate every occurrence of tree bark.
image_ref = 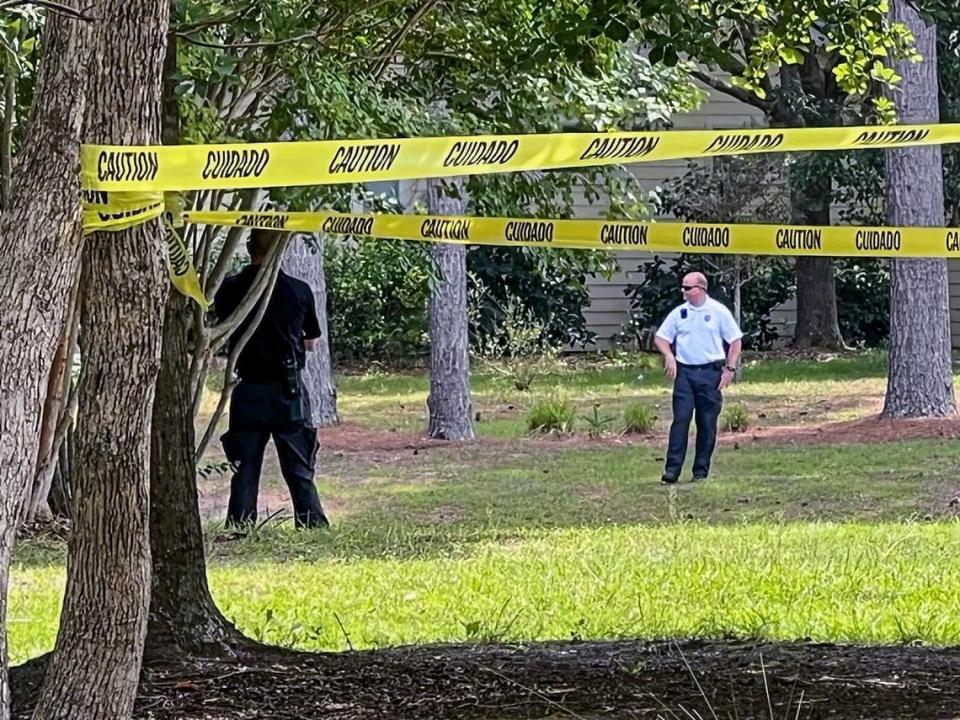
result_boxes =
[145,23,243,658]
[23,271,81,526]
[31,0,170,717]
[789,151,844,350]
[426,180,474,440]
[881,2,955,418]
[282,235,340,426]
[1,65,14,209]
[0,7,91,717]
[767,65,845,351]
[147,290,242,656]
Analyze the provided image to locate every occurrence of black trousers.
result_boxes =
[221,381,328,528]
[663,363,724,480]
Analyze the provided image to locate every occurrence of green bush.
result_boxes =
[623,402,656,434]
[325,238,431,363]
[527,391,575,434]
[721,403,750,433]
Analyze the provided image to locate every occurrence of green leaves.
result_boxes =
[640,0,922,120]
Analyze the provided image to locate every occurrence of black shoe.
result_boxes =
[660,475,678,485]
[692,474,708,482]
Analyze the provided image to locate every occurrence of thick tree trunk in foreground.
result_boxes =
[31,1,170,718]
[147,291,242,656]
[426,179,474,440]
[882,1,955,418]
[145,28,242,659]
[0,7,91,717]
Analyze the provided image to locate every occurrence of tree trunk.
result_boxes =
[769,66,844,351]
[426,180,474,440]
[881,2,955,418]
[0,7,91,717]
[282,235,339,426]
[146,291,242,657]
[23,272,81,526]
[145,20,243,658]
[790,169,844,350]
[1,65,14,209]
[31,0,170,717]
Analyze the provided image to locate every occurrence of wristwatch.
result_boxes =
[724,365,737,372]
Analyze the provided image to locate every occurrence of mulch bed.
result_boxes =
[11,638,960,719]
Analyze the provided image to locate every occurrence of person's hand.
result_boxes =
[718,368,735,390]
[664,357,677,381]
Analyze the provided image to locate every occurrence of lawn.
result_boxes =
[8,351,960,666]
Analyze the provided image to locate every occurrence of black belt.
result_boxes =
[677,361,723,370]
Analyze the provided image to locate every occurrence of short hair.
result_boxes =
[247,228,279,260]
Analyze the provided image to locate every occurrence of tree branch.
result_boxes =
[372,0,441,82]
[175,30,327,51]
[0,0,92,20]
[691,68,773,112]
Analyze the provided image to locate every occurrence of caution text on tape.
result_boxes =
[184,209,960,259]
[81,123,960,192]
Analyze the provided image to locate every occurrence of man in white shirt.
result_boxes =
[654,271,743,484]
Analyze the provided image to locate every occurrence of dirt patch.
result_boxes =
[720,414,960,447]
[319,422,437,453]
[528,414,960,452]
[11,639,960,719]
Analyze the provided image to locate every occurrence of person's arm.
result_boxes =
[718,338,742,390]
[654,336,678,381]
[302,286,321,352]
[717,309,744,390]
[654,311,678,381]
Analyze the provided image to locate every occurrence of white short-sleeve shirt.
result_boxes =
[655,296,743,366]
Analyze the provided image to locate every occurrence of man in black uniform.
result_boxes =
[215,229,329,528]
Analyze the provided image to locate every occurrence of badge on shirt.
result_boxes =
[680,308,688,319]
[705,314,711,322]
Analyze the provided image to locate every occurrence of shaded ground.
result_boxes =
[12,639,960,719]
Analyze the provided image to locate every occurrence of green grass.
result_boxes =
[331,351,921,438]
[11,522,960,662]
[10,351,960,665]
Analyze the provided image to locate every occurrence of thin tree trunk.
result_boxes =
[23,270,81,526]
[790,171,844,350]
[31,0,170,717]
[1,67,14,209]
[0,7,91,717]
[770,66,844,351]
[426,179,474,440]
[145,25,243,657]
[881,1,955,418]
[282,235,339,426]
[147,290,243,656]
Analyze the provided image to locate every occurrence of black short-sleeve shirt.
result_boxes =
[214,265,321,383]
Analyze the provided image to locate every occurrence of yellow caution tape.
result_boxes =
[81,123,960,192]
[161,216,209,310]
[185,209,960,259]
[81,190,164,232]
[82,191,208,308]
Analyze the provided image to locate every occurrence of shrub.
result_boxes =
[721,403,750,432]
[527,391,575,433]
[623,402,656,434]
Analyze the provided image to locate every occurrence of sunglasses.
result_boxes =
[681,285,703,291]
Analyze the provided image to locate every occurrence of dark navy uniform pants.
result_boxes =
[664,363,724,480]
[221,381,328,528]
